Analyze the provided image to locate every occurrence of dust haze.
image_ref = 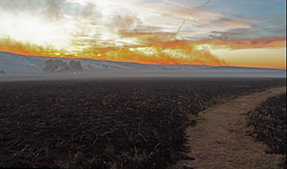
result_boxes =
[0,68,285,82]
[0,52,285,82]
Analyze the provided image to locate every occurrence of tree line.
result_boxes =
[42,59,82,73]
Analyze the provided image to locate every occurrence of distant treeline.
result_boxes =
[43,59,82,73]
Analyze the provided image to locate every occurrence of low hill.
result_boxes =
[0,52,286,79]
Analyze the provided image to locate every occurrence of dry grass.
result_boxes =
[173,86,286,169]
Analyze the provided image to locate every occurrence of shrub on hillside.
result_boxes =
[43,59,82,73]
[69,60,82,72]
[0,70,7,75]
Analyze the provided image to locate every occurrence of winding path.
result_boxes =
[173,86,286,169]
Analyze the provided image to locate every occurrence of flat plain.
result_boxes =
[0,78,286,168]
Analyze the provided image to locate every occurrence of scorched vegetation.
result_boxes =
[0,78,285,168]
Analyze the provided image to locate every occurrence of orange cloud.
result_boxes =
[0,38,52,56]
[1,25,285,68]
[0,34,229,66]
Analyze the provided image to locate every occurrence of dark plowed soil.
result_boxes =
[247,93,286,155]
[0,78,285,168]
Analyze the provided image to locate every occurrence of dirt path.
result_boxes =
[173,86,286,169]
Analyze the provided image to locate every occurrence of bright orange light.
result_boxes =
[1,33,286,69]
[0,36,230,66]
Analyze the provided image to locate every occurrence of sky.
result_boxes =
[0,0,286,69]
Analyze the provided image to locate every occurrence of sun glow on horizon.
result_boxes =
[0,0,285,69]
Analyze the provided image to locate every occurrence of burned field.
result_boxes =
[0,78,286,168]
[247,93,286,155]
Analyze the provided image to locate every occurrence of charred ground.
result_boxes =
[247,93,286,155]
[0,78,286,168]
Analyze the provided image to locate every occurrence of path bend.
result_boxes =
[173,86,286,169]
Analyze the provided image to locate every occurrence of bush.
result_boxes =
[42,59,82,73]
[0,70,7,75]
[87,64,94,69]
[69,60,82,72]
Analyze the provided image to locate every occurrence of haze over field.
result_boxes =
[0,0,286,70]
[0,51,285,81]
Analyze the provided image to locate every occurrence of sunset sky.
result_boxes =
[0,0,286,69]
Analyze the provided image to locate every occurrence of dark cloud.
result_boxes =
[210,29,252,41]
[209,27,285,44]
[249,36,286,45]
[207,30,286,49]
